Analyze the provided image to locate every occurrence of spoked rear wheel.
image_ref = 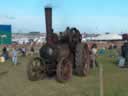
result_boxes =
[75,43,90,76]
[27,57,45,81]
[56,58,72,83]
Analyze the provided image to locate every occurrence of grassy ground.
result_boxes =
[97,49,128,96]
[0,49,128,96]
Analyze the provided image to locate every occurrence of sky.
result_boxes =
[0,0,128,33]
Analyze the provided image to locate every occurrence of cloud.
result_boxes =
[0,15,16,20]
[0,15,16,25]
[0,15,69,33]
[0,16,42,32]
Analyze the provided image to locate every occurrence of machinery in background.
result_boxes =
[118,34,128,68]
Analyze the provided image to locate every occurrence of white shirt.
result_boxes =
[92,48,97,55]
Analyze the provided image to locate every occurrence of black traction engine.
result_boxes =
[27,7,91,82]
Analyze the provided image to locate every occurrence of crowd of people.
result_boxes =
[0,43,99,68]
[1,42,120,69]
[0,43,41,65]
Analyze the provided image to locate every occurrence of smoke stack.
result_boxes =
[45,7,52,40]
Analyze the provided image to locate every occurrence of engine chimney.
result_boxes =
[45,7,52,41]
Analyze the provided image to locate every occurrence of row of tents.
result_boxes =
[12,33,123,44]
[12,37,46,44]
[84,33,122,41]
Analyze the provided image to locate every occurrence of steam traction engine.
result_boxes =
[27,7,91,82]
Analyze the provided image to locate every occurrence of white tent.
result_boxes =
[91,33,122,41]
[34,37,46,43]
[12,38,29,44]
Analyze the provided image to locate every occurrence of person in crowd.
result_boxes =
[22,47,26,56]
[2,46,7,54]
[30,46,35,56]
[2,46,9,60]
[12,47,18,65]
[6,45,10,52]
[98,47,105,55]
[91,44,98,68]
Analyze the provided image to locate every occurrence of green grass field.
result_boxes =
[98,50,128,96]
[0,49,128,96]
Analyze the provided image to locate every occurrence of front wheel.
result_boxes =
[56,58,72,83]
[27,57,45,81]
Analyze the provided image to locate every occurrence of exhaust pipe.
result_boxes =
[45,7,52,41]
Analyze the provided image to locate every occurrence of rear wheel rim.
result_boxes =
[83,44,90,75]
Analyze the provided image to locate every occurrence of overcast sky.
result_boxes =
[0,0,128,33]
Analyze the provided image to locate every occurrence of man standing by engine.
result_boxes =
[91,44,98,68]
